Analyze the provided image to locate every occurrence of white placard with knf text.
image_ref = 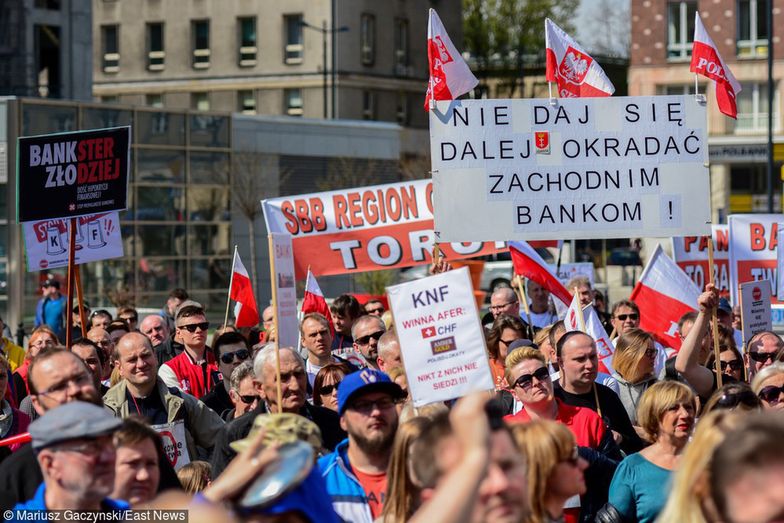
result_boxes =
[430,95,711,241]
[387,266,494,407]
[739,280,772,346]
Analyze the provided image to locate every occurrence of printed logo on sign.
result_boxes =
[160,430,179,467]
[558,47,592,85]
[753,286,762,301]
[421,326,436,339]
[430,336,456,355]
[534,131,551,154]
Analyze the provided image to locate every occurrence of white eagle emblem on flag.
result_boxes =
[558,46,592,85]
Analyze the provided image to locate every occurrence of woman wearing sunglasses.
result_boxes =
[706,325,745,383]
[751,361,784,410]
[313,362,353,412]
[608,381,696,523]
[512,420,587,523]
[611,328,659,426]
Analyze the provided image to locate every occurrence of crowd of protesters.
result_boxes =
[1,271,784,523]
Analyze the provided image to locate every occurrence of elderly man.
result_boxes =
[139,314,180,365]
[555,331,643,454]
[103,332,224,465]
[747,330,784,378]
[209,345,345,477]
[301,313,357,386]
[0,349,102,510]
[87,327,114,381]
[567,276,594,307]
[489,287,520,320]
[110,418,161,507]
[158,305,220,399]
[11,402,127,515]
[320,369,405,521]
[351,315,387,370]
[376,331,402,372]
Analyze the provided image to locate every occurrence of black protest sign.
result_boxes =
[17,126,131,223]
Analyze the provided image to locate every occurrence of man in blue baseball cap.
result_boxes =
[318,369,405,523]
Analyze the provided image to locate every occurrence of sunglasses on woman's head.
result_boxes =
[716,390,759,409]
[514,367,550,390]
[759,385,784,405]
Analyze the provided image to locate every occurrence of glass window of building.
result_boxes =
[238,17,257,66]
[238,90,256,114]
[146,94,163,108]
[666,1,696,60]
[284,14,304,64]
[396,92,409,125]
[102,25,119,73]
[360,13,376,66]
[192,20,210,69]
[394,18,409,74]
[192,92,210,111]
[285,89,303,116]
[362,90,376,120]
[147,23,165,71]
[738,0,768,58]
[732,82,779,133]
[656,84,695,95]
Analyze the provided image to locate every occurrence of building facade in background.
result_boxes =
[629,0,783,220]
[91,0,463,130]
[0,0,93,101]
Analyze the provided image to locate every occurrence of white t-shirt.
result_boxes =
[528,309,558,329]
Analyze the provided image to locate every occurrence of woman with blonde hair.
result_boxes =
[750,361,784,410]
[608,381,696,523]
[611,328,658,424]
[379,417,430,522]
[655,410,743,523]
[512,419,587,523]
[177,460,211,494]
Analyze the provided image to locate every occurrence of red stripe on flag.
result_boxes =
[630,283,696,350]
[230,271,259,328]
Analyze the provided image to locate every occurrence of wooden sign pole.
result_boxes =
[267,235,283,411]
[707,237,723,389]
[74,266,87,338]
[64,218,77,348]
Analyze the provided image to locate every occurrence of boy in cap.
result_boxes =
[10,401,128,516]
[318,369,405,523]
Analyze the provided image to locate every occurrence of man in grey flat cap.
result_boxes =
[9,402,129,517]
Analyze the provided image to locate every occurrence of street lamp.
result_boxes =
[300,20,349,119]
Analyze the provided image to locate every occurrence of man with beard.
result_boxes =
[351,315,386,370]
[319,369,405,522]
[0,348,102,510]
[9,402,127,518]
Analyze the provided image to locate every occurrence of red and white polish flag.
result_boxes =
[230,250,260,328]
[424,8,478,110]
[690,12,742,119]
[509,241,572,306]
[545,18,615,98]
[564,295,616,374]
[301,269,334,334]
[630,244,700,350]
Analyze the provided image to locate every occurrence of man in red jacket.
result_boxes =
[158,304,219,399]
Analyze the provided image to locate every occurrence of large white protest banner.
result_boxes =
[728,214,783,306]
[739,280,772,346]
[672,224,730,292]
[269,233,298,349]
[430,96,711,241]
[387,266,494,407]
[23,212,123,272]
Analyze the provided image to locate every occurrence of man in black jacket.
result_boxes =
[210,345,345,476]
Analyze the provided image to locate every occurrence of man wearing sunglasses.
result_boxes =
[201,332,251,418]
[351,315,387,371]
[226,361,258,420]
[747,331,784,379]
[302,313,358,388]
[158,305,220,399]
